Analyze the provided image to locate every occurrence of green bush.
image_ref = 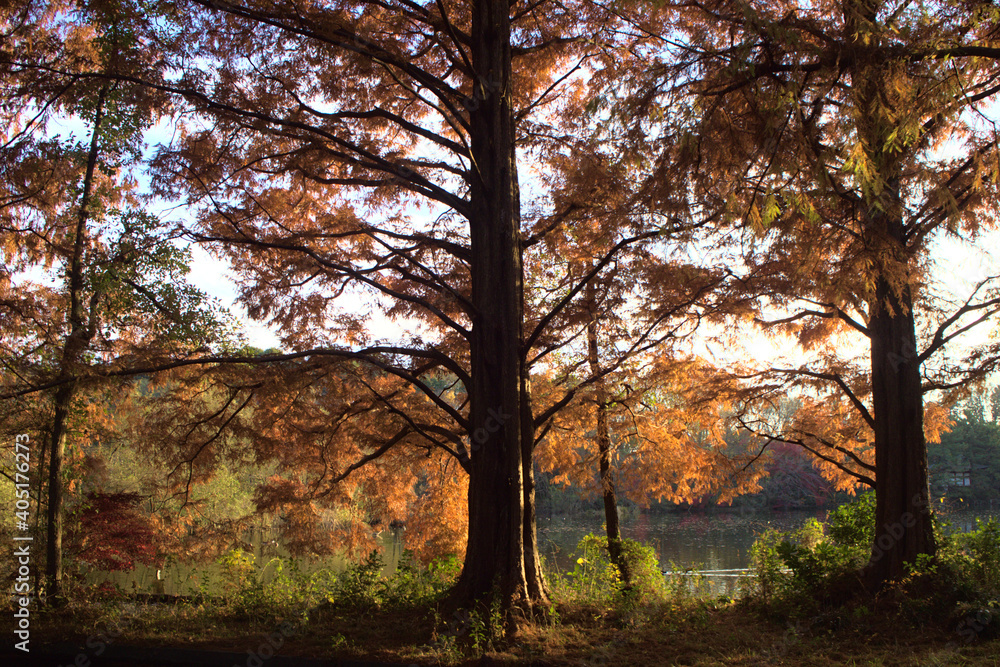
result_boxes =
[557,532,667,604]
[746,494,1000,629]
[213,547,459,620]
[370,551,459,607]
[218,548,268,618]
[826,490,875,549]
[947,517,1000,599]
[746,515,866,609]
[618,538,670,598]
[332,550,385,607]
[745,528,792,603]
[328,549,459,609]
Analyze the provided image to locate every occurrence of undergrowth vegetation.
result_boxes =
[549,533,672,604]
[212,548,462,624]
[745,491,1000,641]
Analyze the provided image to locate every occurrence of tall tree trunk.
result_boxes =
[453,0,541,624]
[45,86,106,603]
[844,0,935,591]
[515,103,548,607]
[864,198,935,589]
[585,277,630,586]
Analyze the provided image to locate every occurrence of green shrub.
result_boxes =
[826,490,875,549]
[746,494,1000,629]
[618,538,670,598]
[427,553,462,586]
[217,548,268,618]
[558,532,667,604]
[380,551,458,607]
[746,516,865,609]
[467,586,505,654]
[213,547,457,620]
[332,550,385,607]
[948,517,1000,599]
[745,528,792,604]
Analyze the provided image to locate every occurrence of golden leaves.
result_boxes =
[535,356,767,508]
[923,401,952,445]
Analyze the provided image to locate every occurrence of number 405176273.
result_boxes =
[14,434,30,526]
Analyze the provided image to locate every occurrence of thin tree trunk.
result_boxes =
[45,386,73,603]
[521,372,550,604]
[585,276,630,587]
[45,86,106,603]
[34,430,48,599]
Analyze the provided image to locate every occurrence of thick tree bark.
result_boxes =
[453,0,543,622]
[585,277,630,586]
[864,206,936,589]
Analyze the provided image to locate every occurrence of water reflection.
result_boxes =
[538,509,828,574]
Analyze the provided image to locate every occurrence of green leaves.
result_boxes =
[87,208,239,349]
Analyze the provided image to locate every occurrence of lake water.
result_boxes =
[538,510,824,573]
[83,507,999,597]
[537,509,836,595]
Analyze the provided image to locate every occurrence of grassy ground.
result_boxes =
[28,593,1000,666]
